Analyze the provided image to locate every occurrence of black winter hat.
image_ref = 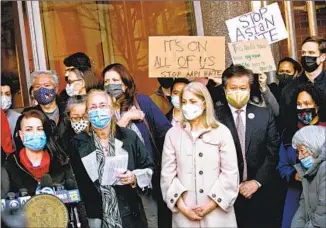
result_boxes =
[63,52,91,72]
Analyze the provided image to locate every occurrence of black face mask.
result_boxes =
[277,73,294,88]
[301,56,319,73]
[158,78,174,89]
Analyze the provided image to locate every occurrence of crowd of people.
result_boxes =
[1,35,326,228]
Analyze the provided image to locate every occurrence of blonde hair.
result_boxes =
[86,89,117,133]
[180,82,219,128]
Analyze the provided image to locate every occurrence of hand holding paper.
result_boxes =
[117,170,136,186]
[258,73,268,92]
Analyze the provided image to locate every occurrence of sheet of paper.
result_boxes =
[102,154,129,186]
[132,168,153,189]
[81,152,99,182]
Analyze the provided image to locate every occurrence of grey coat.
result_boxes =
[291,147,326,228]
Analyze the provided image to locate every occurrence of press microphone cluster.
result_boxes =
[35,174,81,204]
[1,188,31,212]
[1,189,30,228]
[35,174,82,228]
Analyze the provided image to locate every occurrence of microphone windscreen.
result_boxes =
[65,179,78,190]
[19,188,28,197]
[53,183,64,191]
[6,192,16,200]
[40,174,53,188]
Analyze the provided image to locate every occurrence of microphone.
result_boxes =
[18,188,31,205]
[35,174,55,195]
[2,190,32,212]
[62,179,81,228]
[6,192,20,212]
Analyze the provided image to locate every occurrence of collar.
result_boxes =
[302,70,325,83]
[155,87,170,98]
[228,103,248,114]
[155,87,165,97]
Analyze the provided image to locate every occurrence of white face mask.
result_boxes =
[171,96,180,109]
[71,120,88,134]
[66,84,78,97]
[1,96,12,111]
[182,104,203,121]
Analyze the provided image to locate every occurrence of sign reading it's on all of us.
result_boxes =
[225,2,288,44]
[148,36,225,78]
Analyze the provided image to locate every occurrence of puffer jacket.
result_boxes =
[291,144,326,228]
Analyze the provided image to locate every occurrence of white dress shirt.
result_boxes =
[228,104,247,130]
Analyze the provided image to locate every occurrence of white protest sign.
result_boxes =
[228,39,276,73]
[148,36,225,78]
[225,2,288,44]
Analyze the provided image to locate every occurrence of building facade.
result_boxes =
[1,1,325,108]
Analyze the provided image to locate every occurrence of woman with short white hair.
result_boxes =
[291,126,326,228]
[160,82,239,227]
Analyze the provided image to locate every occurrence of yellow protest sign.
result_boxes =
[228,39,276,73]
[149,36,225,78]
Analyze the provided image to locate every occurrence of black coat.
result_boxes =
[3,150,90,228]
[216,104,281,227]
[3,152,76,196]
[69,126,154,219]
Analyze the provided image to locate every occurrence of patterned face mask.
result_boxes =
[71,120,88,134]
[297,108,317,125]
[34,87,56,105]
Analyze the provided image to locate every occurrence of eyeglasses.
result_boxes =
[65,67,75,77]
[66,79,82,85]
[70,115,88,123]
[88,103,110,111]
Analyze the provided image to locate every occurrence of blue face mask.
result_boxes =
[88,109,111,129]
[171,96,180,109]
[301,156,314,169]
[34,87,56,105]
[23,132,47,151]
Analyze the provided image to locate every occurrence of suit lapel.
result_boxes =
[217,105,241,150]
[245,104,255,154]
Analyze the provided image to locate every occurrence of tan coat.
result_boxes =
[161,124,239,228]
[150,88,172,115]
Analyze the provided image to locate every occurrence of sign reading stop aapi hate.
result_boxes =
[148,36,225,78]
[228,39,276,73]
[225,3,288,44]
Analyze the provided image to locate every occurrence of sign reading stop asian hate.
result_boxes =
[148,36,225,78]
[225,2,288,44]
[228,39,276,73]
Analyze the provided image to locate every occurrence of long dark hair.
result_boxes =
[14,109,69,165]
[101,63,136,112]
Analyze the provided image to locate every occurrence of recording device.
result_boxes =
[1,188,32,212]
[1,189,30,228]
[35,175,81,204]
[35,175,82,228]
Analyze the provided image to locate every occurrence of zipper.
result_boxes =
[14,155,39,182]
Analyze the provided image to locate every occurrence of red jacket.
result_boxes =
[1,109,14,155]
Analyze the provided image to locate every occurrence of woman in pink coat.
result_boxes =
[161,82,239,228]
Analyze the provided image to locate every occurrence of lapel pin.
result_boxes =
[248,113,255,119]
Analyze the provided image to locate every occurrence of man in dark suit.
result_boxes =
[215,65,280,228]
